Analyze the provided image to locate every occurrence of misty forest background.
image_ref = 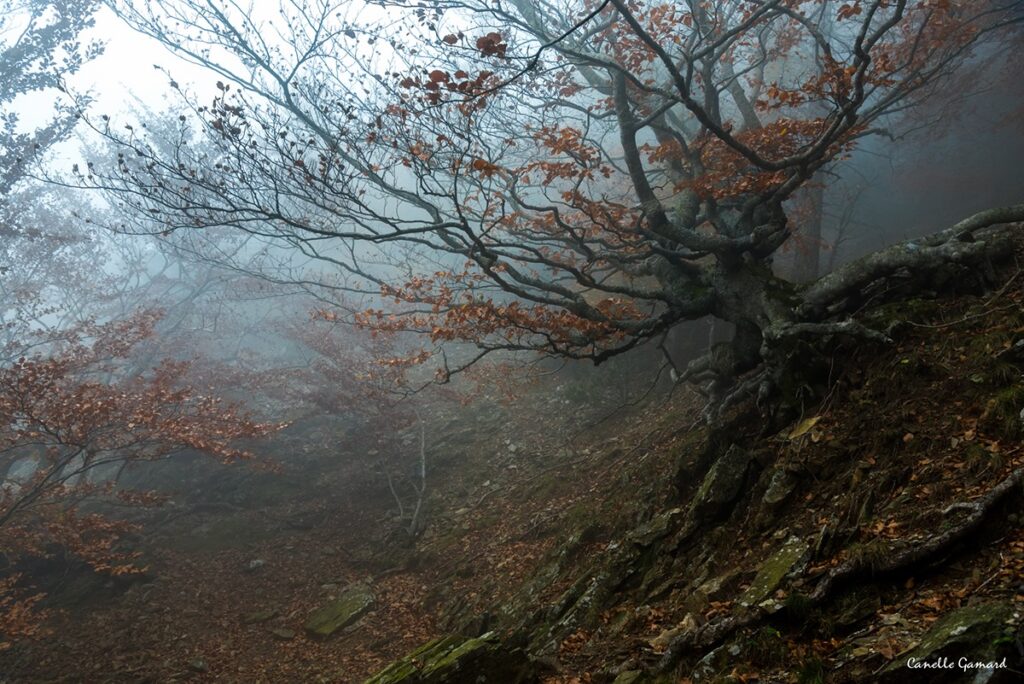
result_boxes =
[2,0,1024,682]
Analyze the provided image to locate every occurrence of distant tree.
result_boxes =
[87,0,1024,418]
[201,299,437,539]
[1,0,107,358]
[0,312,274,649]
[0,2,280,647]
[0,0,102,203]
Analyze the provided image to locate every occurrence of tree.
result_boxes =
[1,0,106,350]
[0,312,274,648]
[0,3,282,645]
[201,298,441,539]
[86,0,1024,417]
[0,0,102,204]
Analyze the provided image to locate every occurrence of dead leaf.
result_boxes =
[789,415,821,440]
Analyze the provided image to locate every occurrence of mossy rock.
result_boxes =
[242,608,279,625]
[688,445,752,524]
[363,632,533,683]
[880,602,1015,680]
[304,583,374,638]
[738,536,808,608]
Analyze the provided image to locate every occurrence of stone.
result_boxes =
[270,627,296,640]
[242,608,279,625]
[762,468,797,506]
[648,626,682,652]
[363,631,531,683]
[738,536,809,607]
[688,445,752,524]
[304,583,375,638]
[628,508,685,547]
[697,569,741,602]
[246,559,266,572]
[880,602,1014,678]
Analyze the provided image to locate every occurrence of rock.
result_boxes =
[628,508,685,547]
[612,671,643,684]
[690,643,729,683]
[270,627,296,640]
[363,631,532,683]
[242,608,279,625]
[687,445,752,524]
[880,602,1014,679]
[696,569,742,602]
[304,583,375,638]
[762,467,797,505]
[679,612,701,634]
[648,626,682,652]
[188,659,208,673]
[246,559,266,572]
[738,536,809,607]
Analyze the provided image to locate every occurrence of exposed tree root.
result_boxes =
[809,465,1024,602]
[656,465,1024,673]
[679,208,1024,425]
[802,205,1024,318]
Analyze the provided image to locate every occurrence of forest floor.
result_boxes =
[0,354,698,682]
[4,254,1024,682]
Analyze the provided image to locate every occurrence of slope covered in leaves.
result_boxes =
[3,239,1024,683]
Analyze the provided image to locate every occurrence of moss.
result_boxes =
[797,656,826,684]
[419,634,493,676]
[527,472,562,501]
[304,583,374,638]
[242,608,278,625]
[744,626,786,667]
[363,632,523,684]
[782,592,814,623]
[983,385,1024,439]
[865,298,938,327]
[882,602,1013,674]
[564,501,593,528]
[844,538,890,573]
[964,440,1006,475]
[739,537,808,607]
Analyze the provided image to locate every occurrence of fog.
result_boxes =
[2,0,1023,679]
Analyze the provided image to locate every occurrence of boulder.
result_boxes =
[304,583,375,638]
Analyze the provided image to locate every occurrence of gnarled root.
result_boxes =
[656,465,1024,673]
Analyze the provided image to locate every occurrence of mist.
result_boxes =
[2,0,1024,681]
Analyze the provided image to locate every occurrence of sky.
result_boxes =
[71,6,209,116]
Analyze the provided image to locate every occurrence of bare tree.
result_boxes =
[78,0,1024,418]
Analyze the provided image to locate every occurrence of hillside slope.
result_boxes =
[3,245,1024,683]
